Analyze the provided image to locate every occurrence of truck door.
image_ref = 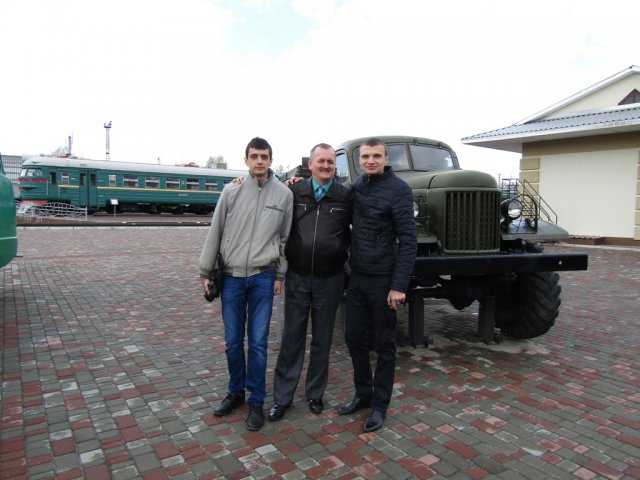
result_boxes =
[78,169,98,208]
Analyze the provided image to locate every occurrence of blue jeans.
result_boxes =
[220,269,276,406]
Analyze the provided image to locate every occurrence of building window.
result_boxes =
[123,175,138,188]
[619,89,640,105]
[166,177,180,189]
[186,178,200,190]
[109,174,116,187]
[146,176,160,188]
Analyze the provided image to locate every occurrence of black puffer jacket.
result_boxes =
[285,179,353,277]
[350,166,417,293]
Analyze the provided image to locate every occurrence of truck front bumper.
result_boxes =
[412,252,588,276]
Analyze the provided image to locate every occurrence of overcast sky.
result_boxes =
[1,0,638,178]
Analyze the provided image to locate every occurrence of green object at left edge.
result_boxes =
[0,155,18,268]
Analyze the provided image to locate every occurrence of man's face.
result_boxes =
[309,147,336,184]
[245,147,272,178]
[358,144,387,176]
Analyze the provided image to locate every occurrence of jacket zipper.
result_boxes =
[310,206,320,276]
[246,185,262,276]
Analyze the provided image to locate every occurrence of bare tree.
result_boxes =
[206,155,226,168]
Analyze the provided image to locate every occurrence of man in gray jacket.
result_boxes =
[199,137,293,431]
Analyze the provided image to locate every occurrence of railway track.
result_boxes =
[17,213,212,227]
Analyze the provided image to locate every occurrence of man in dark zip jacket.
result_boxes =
[268,143,353,421]
[338,137,417,433]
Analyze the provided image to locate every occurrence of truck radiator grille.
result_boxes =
[445,191,500,252]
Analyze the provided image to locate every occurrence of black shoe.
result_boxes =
[246,404,264,431]
[268,404,289,421]
[337,397,371,415]
[308,398,324,414]
[213,393,245,417]
[363,409,385,432]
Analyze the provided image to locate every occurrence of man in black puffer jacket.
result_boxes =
[268,143,353,422]
[338,138,417,433]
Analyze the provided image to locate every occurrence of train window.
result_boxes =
[123,175,139,188]
[186,178,200,190]
[166,177,180,189]
[61,172,70,185]
[146,176,160,188]
[90,173,96,186]
[20,168,43,177]
[205,179,217,191]
[109,174,116,187]
[50,172,57,185]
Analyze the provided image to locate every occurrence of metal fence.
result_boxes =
[16,202,88,220]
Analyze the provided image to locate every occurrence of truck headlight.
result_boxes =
[501,198,522,220]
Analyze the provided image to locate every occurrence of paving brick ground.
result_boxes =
[2,226,639,479]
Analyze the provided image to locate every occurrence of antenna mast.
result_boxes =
[104,121,112,160]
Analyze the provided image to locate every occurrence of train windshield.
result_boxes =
[20,168,44,177]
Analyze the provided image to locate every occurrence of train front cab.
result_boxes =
[20,163,99,211]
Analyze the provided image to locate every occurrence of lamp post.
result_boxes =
[104,121,112,160]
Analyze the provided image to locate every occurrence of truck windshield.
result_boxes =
[409,144,455,172]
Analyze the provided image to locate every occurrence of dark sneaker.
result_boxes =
[246,404,264,431]
[213,393,245,417]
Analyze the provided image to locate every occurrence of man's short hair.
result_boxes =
[361,137,387,156]
[309,143,335,160]
[245,137,273,159]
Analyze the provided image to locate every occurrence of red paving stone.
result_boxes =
[2,227,640,479]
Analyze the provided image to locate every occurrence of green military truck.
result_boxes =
[329,135,588,345]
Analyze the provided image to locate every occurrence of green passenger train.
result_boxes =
[18,155,248,214]
[0,153,18,268]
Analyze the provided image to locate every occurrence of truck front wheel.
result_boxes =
[495,271,561,339]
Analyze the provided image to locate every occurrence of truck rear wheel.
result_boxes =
[495,271,561,339]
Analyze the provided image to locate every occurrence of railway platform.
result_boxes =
[1,226,639,479]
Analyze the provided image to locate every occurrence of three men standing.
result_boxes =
[200,136,415,434]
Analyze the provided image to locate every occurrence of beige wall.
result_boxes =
[529,149,637,238]
[521,133,640,240]
[548,74,640,118]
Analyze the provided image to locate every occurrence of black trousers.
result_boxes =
[345,271,397,412]
[272,270,344,405]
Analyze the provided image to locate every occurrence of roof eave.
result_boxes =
[516,65,640,124]
[462,121,640,153]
